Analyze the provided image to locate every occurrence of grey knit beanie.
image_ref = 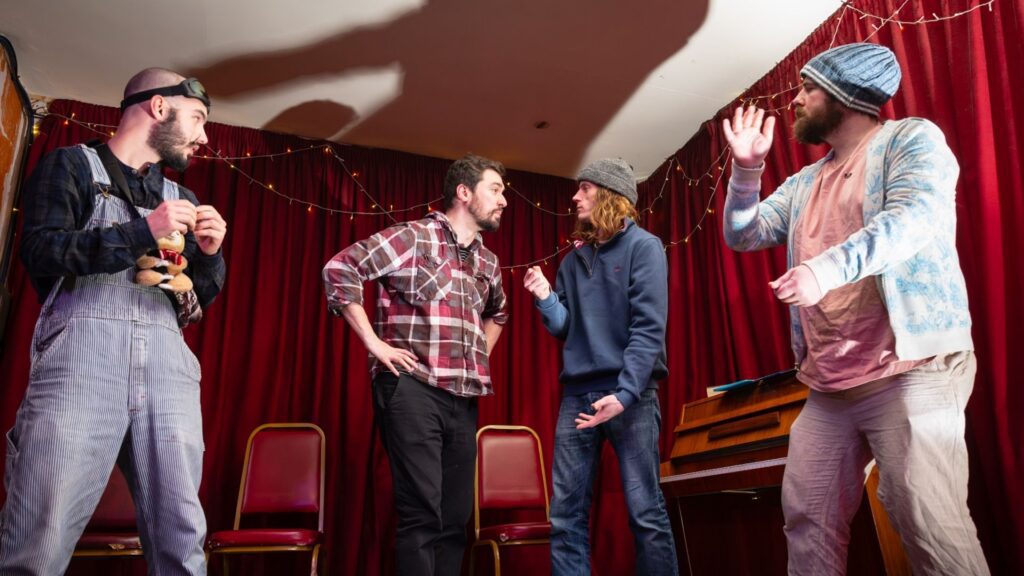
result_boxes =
[801,43,901,116]
[576,158,637,205]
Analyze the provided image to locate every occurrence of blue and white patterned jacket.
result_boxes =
[723,118,973,363]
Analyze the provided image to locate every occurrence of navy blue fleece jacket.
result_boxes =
[535,219,669,408]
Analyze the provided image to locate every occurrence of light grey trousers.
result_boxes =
[782,351,989,576]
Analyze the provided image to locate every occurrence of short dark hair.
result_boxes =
[442,154,505,210]
[123,67,184,99]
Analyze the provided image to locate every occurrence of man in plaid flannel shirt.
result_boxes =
[323,154,508,576]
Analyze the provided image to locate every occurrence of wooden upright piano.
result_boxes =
[660,371,911,576]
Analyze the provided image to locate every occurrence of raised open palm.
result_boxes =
[722,105,776,168]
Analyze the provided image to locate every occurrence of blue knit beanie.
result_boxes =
[801,43,901,116]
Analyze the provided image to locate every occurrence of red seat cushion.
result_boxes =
[206,528,322,549]
[478,521,551,543]
[76,533,143,550]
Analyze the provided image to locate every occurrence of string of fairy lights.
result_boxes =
[36,111,721,271]
[735,0,996,114]
[848,0,994,27]
[26,0,995,271]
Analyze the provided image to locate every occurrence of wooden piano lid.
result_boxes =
[667,371,808,469]
[674,369,805,433]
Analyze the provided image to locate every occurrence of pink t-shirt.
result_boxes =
[793,127,925,392]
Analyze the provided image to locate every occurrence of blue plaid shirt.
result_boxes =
[20,145,226,309]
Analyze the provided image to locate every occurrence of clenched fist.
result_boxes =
[523,266,552,300]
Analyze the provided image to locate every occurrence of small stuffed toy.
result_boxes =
[135,231,194,293]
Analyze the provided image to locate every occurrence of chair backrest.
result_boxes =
[233,423,326,531]
[88,466,137,530]
[475,425,549,532]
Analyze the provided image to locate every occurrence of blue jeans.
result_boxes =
[550,388,678,576]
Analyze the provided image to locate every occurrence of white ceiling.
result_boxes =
[1,0,841,179]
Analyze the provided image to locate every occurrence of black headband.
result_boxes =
[120,77,210,112]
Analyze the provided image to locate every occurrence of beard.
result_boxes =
[469,197,502,232]
[147,108,195,172]
[793,98,845,145]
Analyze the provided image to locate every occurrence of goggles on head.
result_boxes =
[120,77,210,112]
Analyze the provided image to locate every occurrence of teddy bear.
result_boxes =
[134,231,193,293]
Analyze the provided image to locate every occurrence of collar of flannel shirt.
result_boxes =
[426,210,483,253]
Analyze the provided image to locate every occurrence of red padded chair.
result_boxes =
[469,425,552,576]
[73,465,143,558]
[205,423,326,575]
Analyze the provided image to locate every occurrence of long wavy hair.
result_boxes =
[573,187,639,244]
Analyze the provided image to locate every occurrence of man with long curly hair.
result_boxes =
[523,158,677,575]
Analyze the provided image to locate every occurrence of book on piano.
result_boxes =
[712,368,797,393]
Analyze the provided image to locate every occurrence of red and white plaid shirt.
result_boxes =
[323,212,508,396]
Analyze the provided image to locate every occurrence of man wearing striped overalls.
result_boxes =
[0,68,226,575]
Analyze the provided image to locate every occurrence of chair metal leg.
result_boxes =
[491,541,502,576]
[479,537,499,573]
[310,544,321,576]
[469,541,502,576]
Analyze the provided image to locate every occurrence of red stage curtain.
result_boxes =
[1,1,1021,574]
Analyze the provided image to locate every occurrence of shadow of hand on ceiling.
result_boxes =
[188,0,709,177]
[262,100,358,140]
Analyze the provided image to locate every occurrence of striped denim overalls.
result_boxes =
[0,145,207,575]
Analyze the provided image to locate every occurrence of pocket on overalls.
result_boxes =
[29,316,73,377]
[4,427,20,491]
[178,339,202,383]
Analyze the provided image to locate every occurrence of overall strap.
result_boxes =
[88,142,183,205]
[162,178,181,202]
[76,143,112,187]
[92,143,145,219]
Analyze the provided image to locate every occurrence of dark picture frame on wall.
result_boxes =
[0,35,34,341]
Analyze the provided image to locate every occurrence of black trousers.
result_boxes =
[373,372,478,576]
